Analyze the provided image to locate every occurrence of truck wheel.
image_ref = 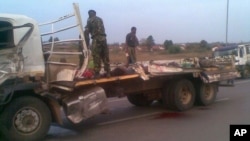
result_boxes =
[127,93,153,106]
[196,83,217,106]
[242,69,249,78]
[1,96,51,141]
[161,81,175,109]
[162,79,195,111]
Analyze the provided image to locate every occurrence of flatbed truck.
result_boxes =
[0,3,239,141]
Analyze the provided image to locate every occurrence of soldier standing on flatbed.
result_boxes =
[85,10,110,78]
[125,26,139,66]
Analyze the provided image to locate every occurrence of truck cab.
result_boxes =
[0,4,92,141]
[213,44,250,78]
[0,14,45,84]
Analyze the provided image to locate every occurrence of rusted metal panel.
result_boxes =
[74,74,139,87]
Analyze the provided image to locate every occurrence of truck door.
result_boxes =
[237,46,246,66]
[245,45,250,65]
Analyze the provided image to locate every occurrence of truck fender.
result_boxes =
[43,94,64,125]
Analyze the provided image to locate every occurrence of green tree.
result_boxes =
[168,45,181,54]
[146,35,155,51]
[48,36,53,42]
[48,36,59,42]
[200,40,208,48]
[163,40,173,50]
[54,37,59,42]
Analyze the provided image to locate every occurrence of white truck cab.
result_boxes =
[213,44,250,78]
[236,44,250,66]
[0,14,45,84]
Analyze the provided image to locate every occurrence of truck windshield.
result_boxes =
[0,21,14,49]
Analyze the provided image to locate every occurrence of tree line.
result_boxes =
[110,35,210,54]
[50,35,210,54]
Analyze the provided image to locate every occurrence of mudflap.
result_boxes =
[62,86,108,124]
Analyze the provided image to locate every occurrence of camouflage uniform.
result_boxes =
[86,12,110,75]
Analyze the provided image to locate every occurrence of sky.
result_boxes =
[1,0,250,44]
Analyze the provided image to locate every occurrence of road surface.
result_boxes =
[44,79,250,141]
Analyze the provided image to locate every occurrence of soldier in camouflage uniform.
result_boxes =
[85,10,110,78]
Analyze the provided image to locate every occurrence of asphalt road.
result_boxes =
[45,79,250,141]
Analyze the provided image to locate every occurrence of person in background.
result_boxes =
[125,26,139,66]
[85,10,110,78]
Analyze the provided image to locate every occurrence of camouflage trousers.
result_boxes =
[92,37,110,74]
[127,47,137,64]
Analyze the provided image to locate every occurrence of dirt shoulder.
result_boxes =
[109,49,212,63]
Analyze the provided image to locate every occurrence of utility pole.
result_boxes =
[226,0,229,47]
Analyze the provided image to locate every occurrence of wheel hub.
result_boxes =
[180,87,192,104]
[14,108,40,133]
[204,85,213,100]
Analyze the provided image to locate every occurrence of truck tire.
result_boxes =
[196,83,217,106]
[127,93,153,106]
[162,79,195,111]
[242,69,249,78]
[0,96,51,141]
[161,81,175,109]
